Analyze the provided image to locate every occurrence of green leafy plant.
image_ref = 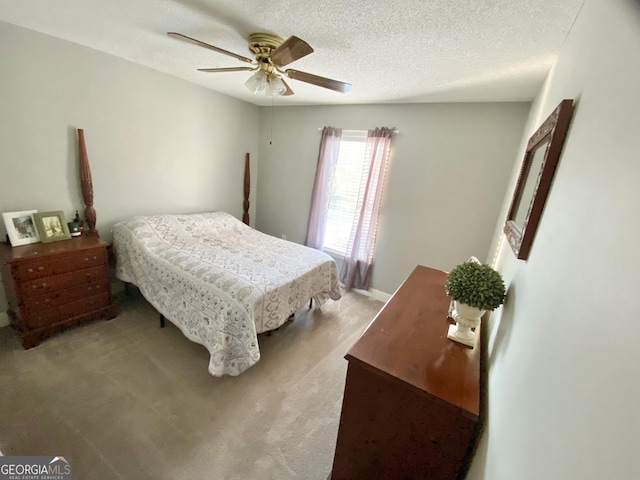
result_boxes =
[445,261,506,311]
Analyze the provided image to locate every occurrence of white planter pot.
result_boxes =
[447,300,484,347]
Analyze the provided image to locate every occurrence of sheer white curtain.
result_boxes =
[340,127,394,290]
[305,127,342,249]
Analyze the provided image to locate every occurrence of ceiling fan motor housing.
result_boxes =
[248,33,284,74]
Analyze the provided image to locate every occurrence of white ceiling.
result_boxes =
[0,0,584,106]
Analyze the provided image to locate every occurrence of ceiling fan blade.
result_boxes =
[168,32,254,64]
[198,67,257,73]
[281,77,295,96]
[284,69,352,93]
[271,36,314,67]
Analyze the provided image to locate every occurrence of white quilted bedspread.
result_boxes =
[113,212,341,376]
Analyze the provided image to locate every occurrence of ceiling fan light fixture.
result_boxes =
[244,70,268,94]
[266,75,287,96]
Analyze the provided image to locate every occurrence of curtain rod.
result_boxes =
[318,127,399,133]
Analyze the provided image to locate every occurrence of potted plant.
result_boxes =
[444,260,506,347]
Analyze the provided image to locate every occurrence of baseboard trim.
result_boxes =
[353,288,392,303]
[0,312,9,328]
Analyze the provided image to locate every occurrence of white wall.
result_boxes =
[467,0,640,479]
[256,103,529,295]
[0,21,260,314]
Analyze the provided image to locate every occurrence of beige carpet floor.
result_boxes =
[0,289,383,479]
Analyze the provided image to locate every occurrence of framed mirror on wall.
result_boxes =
[504,99,574,260]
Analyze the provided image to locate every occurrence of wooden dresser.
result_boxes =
[329,265,481,480]
[0,236,117,348]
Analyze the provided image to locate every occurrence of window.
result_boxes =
[306,126,393,290]
[323,130,368,254]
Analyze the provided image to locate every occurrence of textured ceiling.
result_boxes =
[0,0,584,106]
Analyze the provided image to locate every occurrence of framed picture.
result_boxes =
[2,210,41,247]
[33,211,72,244]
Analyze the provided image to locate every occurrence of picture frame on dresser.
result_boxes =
[33,211,72,244]
[2,210,40,247]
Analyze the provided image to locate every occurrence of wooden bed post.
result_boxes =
[243,153,250,226]
[77,128,99,237]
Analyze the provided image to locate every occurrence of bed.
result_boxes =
[113,211,341,376]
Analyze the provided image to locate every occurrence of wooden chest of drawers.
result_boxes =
[0,236,117,348]
[329,266,480,479]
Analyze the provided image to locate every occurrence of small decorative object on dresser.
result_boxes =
[67,211,83,237]
[67,221,82,237]
[2,210,40,247]
[445,258,506,347]
[33,211,72,244]
[0,236,117,348]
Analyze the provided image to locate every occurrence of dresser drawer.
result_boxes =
[59,293,110,318]
[21,266,106,297]
[12,247,107,281]
[21,293,110,329]
[22,280,110,314]
[22,306,66,329]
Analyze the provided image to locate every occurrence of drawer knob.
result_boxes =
[27,268,33,273]
[93,256,97,260]
[38,266,44,271]
[41,282,47,287]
